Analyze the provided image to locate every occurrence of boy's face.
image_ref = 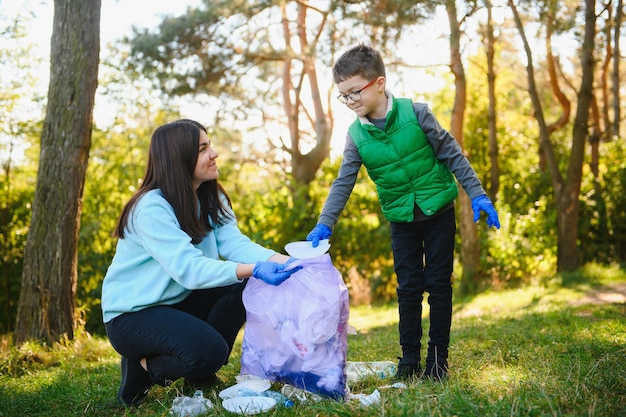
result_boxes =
[336,75,387,118]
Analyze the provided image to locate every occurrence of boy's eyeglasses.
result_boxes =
[337,78,378,104]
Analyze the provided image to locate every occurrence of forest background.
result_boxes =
[0,0,625,343]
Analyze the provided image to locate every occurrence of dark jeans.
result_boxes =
[105,283,246,386]
[390,207,455,364]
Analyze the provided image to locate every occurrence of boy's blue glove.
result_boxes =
[471,195,500,229]
[306,224,332,248]
[252,262,301,286]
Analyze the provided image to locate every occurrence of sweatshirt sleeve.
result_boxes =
[318,134,362,229]
[414,102,486,200]
[213,207,279,263]
[130,199,241,289]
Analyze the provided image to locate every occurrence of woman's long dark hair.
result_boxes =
[114,119,233,244]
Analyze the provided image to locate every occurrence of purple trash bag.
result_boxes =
[241,254,349,400]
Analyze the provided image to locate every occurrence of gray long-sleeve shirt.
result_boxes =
[318,99,486,228]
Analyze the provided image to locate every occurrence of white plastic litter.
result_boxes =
[379,382,407,389]
[346,361,397,382]
[169,390,213,417]
[222,396,276,415]
[349,389,381,406]
[280,384,323,403]
[219,377,271,399]
[284,239,330,258]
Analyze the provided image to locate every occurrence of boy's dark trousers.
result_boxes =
[390,207,455,371]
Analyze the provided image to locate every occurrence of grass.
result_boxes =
[1,265,625,416]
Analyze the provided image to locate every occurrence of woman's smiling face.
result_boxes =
[192,130,219,189]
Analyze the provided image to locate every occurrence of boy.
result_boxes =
[306,44,499,381]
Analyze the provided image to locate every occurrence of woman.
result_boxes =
[101,119,299,406]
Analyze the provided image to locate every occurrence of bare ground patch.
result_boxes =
[569,281,626,306]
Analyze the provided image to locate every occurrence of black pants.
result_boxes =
[390,207,455,364]
[105,283,246,386]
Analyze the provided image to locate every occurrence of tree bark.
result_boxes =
[509,0,595,272]
[613,0,623,138]
[15,0,100,345]
[281,2,332,184]
[445,0,480,287]
[558,0,595,271]
[484,0,500,202]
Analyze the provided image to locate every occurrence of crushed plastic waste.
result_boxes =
[280,383,323,403]
[169,390,213,417]
[349,389,381,406]
[343,362,407,408]
[235,374,268,384]
[237,387,294,407]
[346,361,397,381]
[379,382,407,389]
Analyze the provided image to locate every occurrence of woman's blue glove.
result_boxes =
[306,224,332,248]
[252,262,301,286]
[471,195,500,229]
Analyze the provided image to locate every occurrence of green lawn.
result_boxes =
[1,265,625,416]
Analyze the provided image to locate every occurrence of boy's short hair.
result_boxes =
[332,44,386,84]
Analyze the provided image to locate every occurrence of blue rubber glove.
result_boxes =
[306,224,332,248]
[252,262,301,286]
[471,195,500,229]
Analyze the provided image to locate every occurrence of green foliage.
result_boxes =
[78,112,180,335]
[0,186,33,334]
[578,139,626,264]
[335,0,437,45]
[1,266,625,416]
[0,11,44,334]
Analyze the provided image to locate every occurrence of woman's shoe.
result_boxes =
[117,356,153,406]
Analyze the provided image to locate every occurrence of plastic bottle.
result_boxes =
[237,388,294,407]
[346,361,397,381]
[170,390,213,417]
[262,390,295,408]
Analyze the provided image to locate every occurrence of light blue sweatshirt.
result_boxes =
[101,189,277,323]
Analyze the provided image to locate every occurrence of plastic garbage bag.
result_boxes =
[241,254,349,400]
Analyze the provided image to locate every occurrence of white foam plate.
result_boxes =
[284,239,330,259]
[219,379,271,400]
[222,396,276,415]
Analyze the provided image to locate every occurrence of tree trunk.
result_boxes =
[445,0,480,286]
[281,2,332,185]
[613,0,623,138]
[15,0,100,345]
[557,0,596,271]
[509,0,595,272]
[485,0,500,202]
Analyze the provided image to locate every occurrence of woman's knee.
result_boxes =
[184,335,230,376]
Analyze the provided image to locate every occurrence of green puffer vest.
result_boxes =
[348,97,458,222]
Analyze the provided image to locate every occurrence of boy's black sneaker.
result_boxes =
[423,358,448,382]
[393,357,422,381]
